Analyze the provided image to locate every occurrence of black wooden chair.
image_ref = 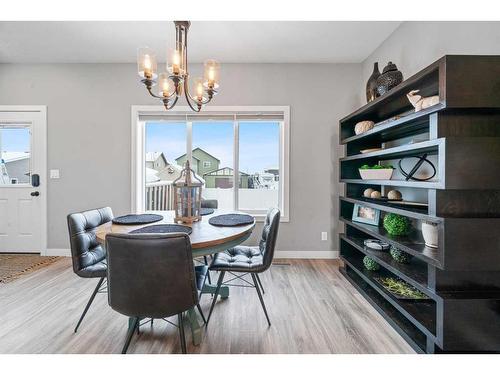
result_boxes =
[206,208,280,326]
[67,207,113,333]
[105,232,205,354]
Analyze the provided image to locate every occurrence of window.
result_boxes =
[0,125,31,185]
[133,107,289,221]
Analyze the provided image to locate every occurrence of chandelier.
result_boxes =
[137,21,220,112]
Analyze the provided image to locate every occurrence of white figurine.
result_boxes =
[407,90,439,112]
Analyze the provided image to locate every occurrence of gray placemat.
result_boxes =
[201,208,215,216]
[112,214,163,225]
[130,224,192,235]
[208,213,254,227]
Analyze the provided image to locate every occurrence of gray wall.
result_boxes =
[0,63,362,252]
[362,21,500,99]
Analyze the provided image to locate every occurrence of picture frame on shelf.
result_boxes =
[352,204,380,226]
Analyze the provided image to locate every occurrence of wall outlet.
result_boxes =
[50,169,60,179]
[321,232,328,241]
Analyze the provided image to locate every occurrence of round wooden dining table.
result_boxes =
[94,209,255,345]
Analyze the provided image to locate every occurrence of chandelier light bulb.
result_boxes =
[203,59,220,90]
[195,78,204,101]
[137,47,157,80]
[158,73,172,97]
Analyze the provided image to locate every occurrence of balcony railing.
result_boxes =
[145,181,174,210]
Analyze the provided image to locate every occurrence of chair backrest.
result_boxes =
[201,199,218,209]
[260,208,280,270]
[67,207,113,276]
[105,233,199,319]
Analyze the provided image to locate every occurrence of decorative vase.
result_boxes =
[365,62,381,102]
[421,221,439,248]
[376,62,403,96]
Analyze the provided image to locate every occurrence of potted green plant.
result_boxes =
[383,213,412,236]
[358,164,394,180]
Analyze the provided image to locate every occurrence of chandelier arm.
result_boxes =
[183,78,202,112]
[183,78,213,106]
[146,85,177,100]
[163,95,179,110]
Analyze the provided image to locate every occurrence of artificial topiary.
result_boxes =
[383,213,411,236]
[359,164,394,170]
[389,246,413,264]
[363,256,380,271]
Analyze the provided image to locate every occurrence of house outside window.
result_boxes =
[132,106,289,221]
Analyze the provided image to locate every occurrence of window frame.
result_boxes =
[131,106,290,222]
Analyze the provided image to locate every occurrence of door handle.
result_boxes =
[32,174,40,187]
[31,191,40,197]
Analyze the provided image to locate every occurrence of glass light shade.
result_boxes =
[193,77,206,102]
[158,73,173,97]
[137,47,158,80]
[167,47,186,76]
[203,59,220,90]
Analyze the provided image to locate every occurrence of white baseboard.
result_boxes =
[274,250,339,259]
[45,248,71,257]
[44,248,339,260]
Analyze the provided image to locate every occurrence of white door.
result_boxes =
[0,107,47,253]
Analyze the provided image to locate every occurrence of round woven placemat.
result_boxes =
[208,213,254,227]
[201,208,215,216]
[130,224,192,235]
[112,214,163,225]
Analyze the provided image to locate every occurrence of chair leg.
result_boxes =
[122,317,139,354]
[178,313,187,354]
[251,274,271,326]
[196,303,207,325]
[255,274,265,294]
[206,271,225,325]
[203,256,212,284]
[74,277,105,333]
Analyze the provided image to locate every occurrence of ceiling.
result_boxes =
[0,21,401,64]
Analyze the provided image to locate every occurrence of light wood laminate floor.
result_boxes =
[0,258,414,354]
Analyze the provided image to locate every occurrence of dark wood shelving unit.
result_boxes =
[340,234,430,291]
[338,55,500,353]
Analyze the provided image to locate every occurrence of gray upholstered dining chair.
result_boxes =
[105,232,205,354]
[206,208,280,326]
[67,207,113,333]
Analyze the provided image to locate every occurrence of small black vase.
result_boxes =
[376,62,403,96]
[366,62,381,102]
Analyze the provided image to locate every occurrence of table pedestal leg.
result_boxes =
[202,283,230,299]
[186,307,202,346]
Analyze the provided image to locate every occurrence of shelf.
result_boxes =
[340,196,438,222]
[340,217,442,268]
[341,104,443,145]
[340,178,443,189]
[340,234,432,295]
[340,58,441,127]
[340,266,427,353]
[341,252,437,338]
[340,138,442,162]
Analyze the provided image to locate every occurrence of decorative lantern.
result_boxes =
[173,160,203,223]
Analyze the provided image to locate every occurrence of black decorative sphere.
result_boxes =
[376,62,403,96]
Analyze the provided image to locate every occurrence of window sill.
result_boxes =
[246,213,289,223]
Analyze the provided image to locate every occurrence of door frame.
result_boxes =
[0,106,47,255]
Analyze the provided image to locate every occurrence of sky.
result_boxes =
[0,127,31,153]
[145,121,279,174]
